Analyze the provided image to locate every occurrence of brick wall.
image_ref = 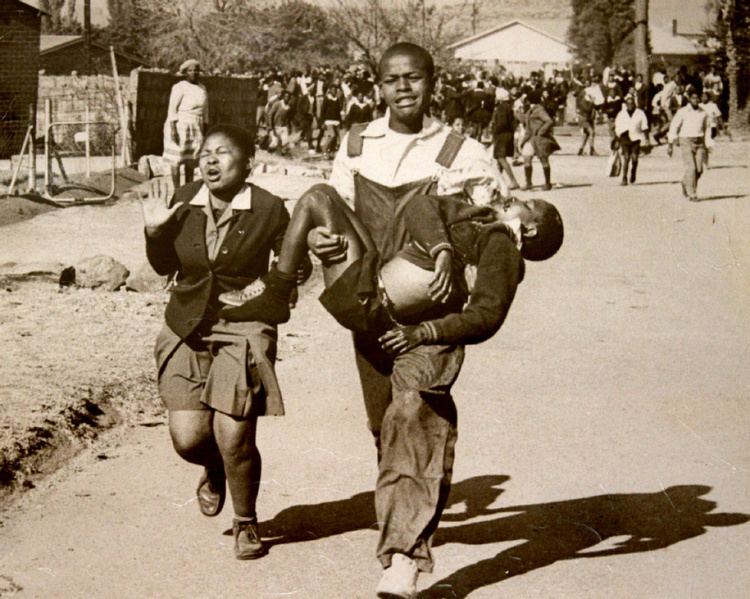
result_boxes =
[37,74,132,156]
[0,0,41,158]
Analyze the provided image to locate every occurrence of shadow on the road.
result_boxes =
[631,180,680,186]
[516,183,592,192]
[420,483,749,598]
[257,475,510,547]
[695,194,748,202]
[706,164,748,170]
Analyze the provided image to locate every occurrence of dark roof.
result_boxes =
[15,0,49,14]
[39,35,148,66]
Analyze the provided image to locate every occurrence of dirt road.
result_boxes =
[1,141,749,598]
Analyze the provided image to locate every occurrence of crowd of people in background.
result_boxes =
[253,62,729,184]
[164,58,730,198]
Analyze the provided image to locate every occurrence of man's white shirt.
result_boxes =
[329,113,507,206]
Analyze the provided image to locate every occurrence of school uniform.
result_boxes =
[615,106,649,181]
[491,101,515,159]
[146,181,289,418]
[521,104,560,159]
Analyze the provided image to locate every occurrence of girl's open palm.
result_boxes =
[140,178,179,233]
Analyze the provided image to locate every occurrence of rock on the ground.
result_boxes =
[73,255,130,291]
[126,261,168,292]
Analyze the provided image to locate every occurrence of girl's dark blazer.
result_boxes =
[145,181,289,339]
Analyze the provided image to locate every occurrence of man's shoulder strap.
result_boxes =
[347,123,368,157]
[347,122,465,165]
[435,130,465,168]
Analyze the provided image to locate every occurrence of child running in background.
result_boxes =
[218,184,563,350]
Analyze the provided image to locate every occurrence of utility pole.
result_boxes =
[84,0,92,75]
[634,0,649,81]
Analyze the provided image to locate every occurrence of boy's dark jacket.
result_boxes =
[145,181,289,340]
[404,195,525,346]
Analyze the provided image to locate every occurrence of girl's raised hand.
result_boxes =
[140,178,179,235]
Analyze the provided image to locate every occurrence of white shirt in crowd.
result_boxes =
[329,113,507,205]
[585,83,605,107]
[668,104,712,146]
[614,107,649,144]
[700,101,722,129]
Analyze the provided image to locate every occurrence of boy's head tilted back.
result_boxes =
[490,197,564,261]
[520,199,563,261]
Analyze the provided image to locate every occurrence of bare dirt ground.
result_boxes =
[0,138,749,598]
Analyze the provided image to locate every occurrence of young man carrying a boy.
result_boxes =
[226,43,557,598]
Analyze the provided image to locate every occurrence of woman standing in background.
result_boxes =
[163,59,209,188]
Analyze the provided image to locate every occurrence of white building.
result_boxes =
[447,19,574,78]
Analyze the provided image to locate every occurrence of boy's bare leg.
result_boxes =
[496,156,520,189]
[277,184,375,287]
[220,185,374,323]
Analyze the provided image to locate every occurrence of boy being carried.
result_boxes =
[219,184,563,351]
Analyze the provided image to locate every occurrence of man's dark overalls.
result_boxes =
[345,124,467,573]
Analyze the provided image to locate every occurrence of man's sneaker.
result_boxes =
[376,553,418,599]
[219,279,266,306]
[233,518,265,560]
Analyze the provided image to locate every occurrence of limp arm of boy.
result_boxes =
[379,228,524,354]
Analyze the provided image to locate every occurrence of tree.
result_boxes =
[102,0,349,73]
[326,0,454,73]
[706,0,750,133]
[568,0,637,69]
[462,0,484,35]
[40,0,78,32]
[633,0,649,80]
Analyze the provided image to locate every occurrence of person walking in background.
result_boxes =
[584,76,605,154]
[345,89,374,129]
[576,78,597,155]
[700,91,723,168]
[633,73,649,113]
[520,90,560,191]
[295,85,317,153]
[442,74,465,130]
[464,80,493,140]
[492,88,520,190]
[667,90,712,201]
[615,95,649,185]
[163,59,209,189]
[268,90,293,155]
[603,78,623,152]
[319,83,343,158]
